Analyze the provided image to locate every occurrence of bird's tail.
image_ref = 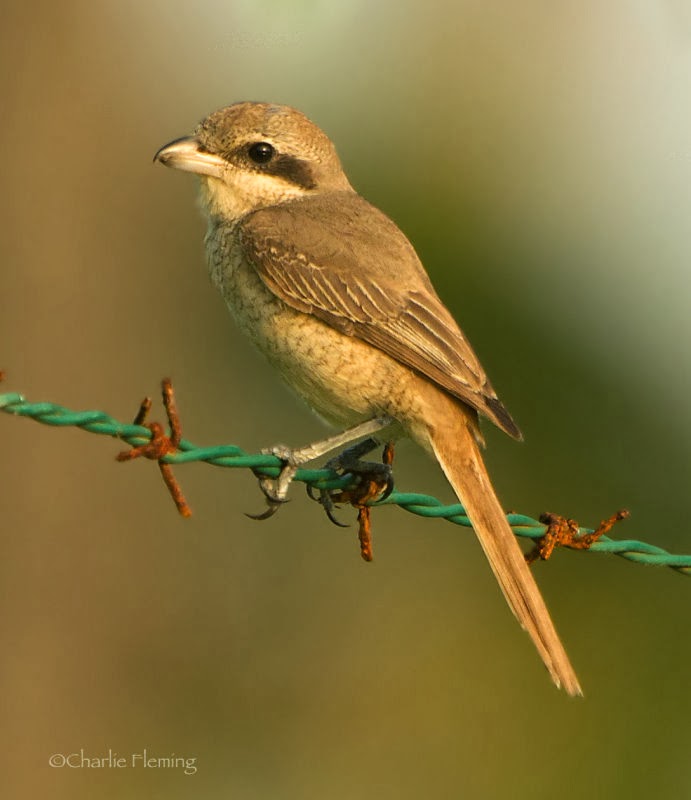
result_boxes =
[426,404,582,696]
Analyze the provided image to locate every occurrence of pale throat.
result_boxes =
[196,172,309,222]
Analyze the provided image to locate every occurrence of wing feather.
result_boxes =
[238,192,521,439]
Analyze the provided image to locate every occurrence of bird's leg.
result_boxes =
[248,416,393,519]
[323,436,393,484]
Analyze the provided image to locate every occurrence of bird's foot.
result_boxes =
[246,418,395,523]
[309,440,396,560]
[247,444,309,520]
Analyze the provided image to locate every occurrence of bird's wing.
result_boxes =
[239,192,521,439]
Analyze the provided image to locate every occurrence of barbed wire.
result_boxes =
[1,388,689,575]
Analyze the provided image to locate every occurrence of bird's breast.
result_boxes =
[203,220,430,439]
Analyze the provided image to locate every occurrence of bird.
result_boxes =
[154,101,582,696]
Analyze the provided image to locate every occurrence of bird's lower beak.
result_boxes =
[154,136,226,179]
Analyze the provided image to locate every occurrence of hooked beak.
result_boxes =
[153,136,226,179]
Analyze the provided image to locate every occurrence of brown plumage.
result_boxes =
[155,101,582,695]
[240,193,523,440]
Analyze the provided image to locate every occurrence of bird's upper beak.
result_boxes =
[154,136,226,179]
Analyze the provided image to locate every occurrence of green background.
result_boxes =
[2,2,690,798]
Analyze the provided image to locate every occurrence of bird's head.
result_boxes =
[154,101,352,220]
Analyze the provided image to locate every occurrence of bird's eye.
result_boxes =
[248,142,275,164]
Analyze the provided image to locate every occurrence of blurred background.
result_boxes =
[1,1,690,798]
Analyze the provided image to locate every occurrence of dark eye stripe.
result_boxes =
[269,154,316,190]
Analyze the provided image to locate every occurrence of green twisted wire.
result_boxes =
[1,390,689,576]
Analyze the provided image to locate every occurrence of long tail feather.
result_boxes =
[428,412,582,696]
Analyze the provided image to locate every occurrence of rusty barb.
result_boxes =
[116,378,191,518]
[526,509,630,565]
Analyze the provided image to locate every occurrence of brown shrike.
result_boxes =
[155,102,582,696]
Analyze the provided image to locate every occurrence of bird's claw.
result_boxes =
[248,447,302,520]
[245,499,286,521]
[379,472,395,502]
[246,484,291,522]
[325,504,350,528]
[306,482,350,528]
